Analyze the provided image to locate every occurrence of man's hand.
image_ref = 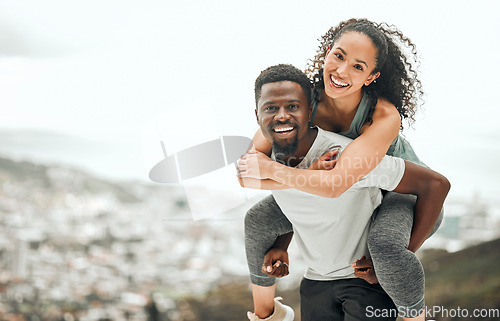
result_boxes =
[308,150,339,170]
[262,248,290,278]
[352,256,378,284]
[237,149,274,179]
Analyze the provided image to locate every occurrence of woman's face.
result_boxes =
[323,31,380,100]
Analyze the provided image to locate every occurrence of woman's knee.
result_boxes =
[367,230,404,258]
[429,207,445,237]
[244,196,291,239]
[244,205,261,234]
[245,197,277,232]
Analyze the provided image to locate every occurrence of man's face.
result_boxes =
[255,81,311,156]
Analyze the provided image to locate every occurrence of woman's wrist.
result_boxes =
[263,160,278,179]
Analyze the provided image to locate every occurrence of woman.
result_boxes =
[240,18,444,321]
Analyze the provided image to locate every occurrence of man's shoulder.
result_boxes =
[316,127,352,148]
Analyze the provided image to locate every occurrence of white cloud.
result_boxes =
[1,0,499,199]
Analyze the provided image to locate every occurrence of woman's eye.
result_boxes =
[354,64,363,71]
[335,53,343,60]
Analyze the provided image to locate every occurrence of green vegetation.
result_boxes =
[422,238,500,320]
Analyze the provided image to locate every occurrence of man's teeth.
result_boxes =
[331,75,348,87]
[274,126,294,133]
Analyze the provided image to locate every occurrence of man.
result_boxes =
[237,64,450,321]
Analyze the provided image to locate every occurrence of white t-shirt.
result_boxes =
[271,127,405,281]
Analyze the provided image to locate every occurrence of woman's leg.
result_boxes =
[245,195,293,318]
[367,192,444,320]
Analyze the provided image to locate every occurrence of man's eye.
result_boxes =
[265,106,277,112]
[335,53,343,60]
[289,104,299,109]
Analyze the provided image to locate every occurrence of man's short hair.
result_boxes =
[254,64,312,106]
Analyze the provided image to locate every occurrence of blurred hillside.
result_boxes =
[422,238,500,321]
[0,157,141,204]
[1,156,499,321]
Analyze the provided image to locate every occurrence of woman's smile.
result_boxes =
[329,74,350,89]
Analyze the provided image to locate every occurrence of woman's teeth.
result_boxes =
[331,75,349,87]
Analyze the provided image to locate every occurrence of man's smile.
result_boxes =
[271,123,297,139]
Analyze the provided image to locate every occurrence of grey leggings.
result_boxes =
[244,192,444,318]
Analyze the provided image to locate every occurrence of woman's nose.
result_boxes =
[337,62,348,77]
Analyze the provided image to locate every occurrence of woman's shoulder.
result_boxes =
[371,97,401,125]
[359,97,401,137]
[373,97,398,115]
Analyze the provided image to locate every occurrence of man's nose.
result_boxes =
[275,107,291,120]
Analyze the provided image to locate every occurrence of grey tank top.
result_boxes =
[310,91,426,167]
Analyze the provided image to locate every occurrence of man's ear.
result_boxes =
[255,108,259,123]
[364,72,380,86]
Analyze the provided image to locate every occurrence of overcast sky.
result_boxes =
[0,0,499,202]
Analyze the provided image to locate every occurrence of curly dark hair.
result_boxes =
[255,64,313,107]
[306,18,423,129]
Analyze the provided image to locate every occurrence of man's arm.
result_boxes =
[392,160,451,252]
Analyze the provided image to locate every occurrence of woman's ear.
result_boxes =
[365,72,380,86]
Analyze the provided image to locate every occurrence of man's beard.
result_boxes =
[272,135,299,164]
